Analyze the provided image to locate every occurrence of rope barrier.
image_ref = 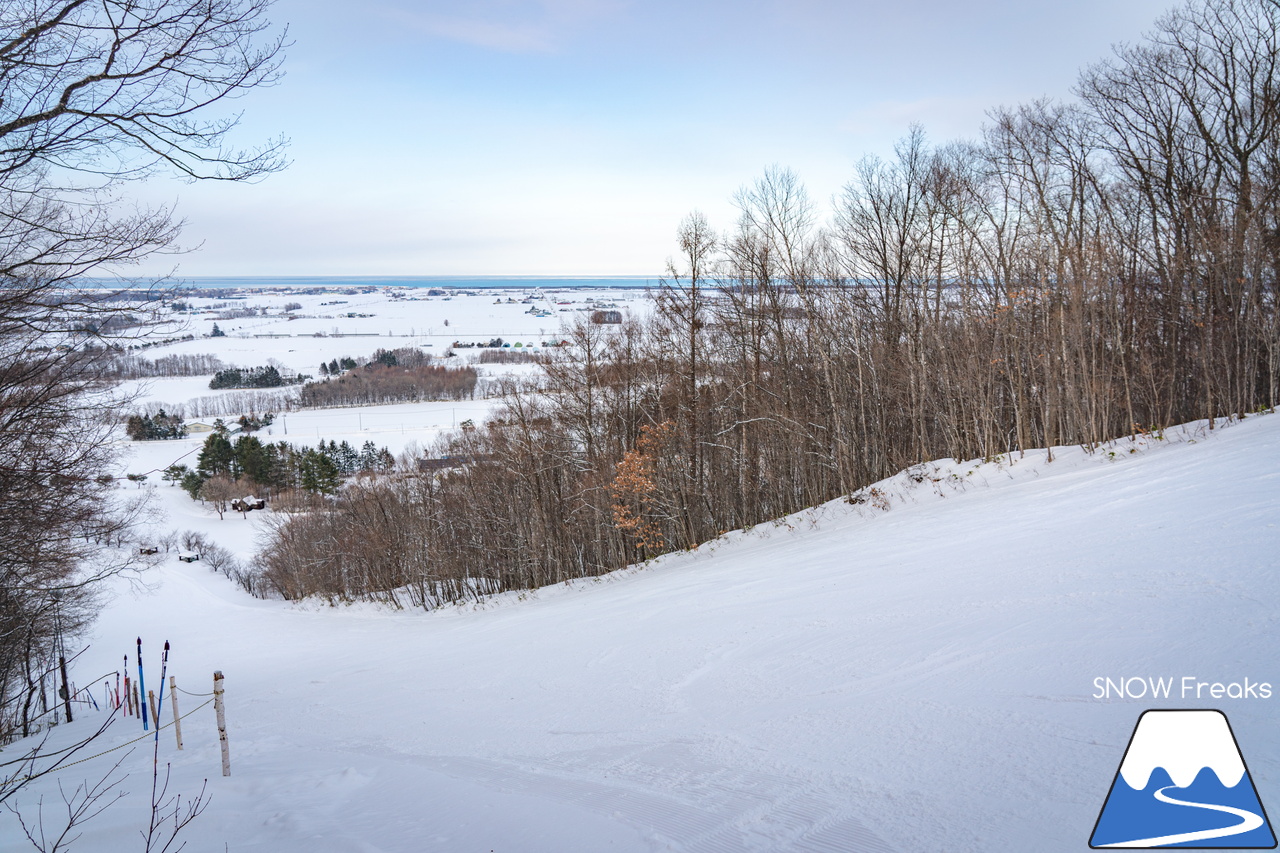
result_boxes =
[7,698,215,783]
[173,687,215,698]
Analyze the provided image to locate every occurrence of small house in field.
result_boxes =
[186,421,242,435]
[417,457,463,474]
[139,545,159,555]
[177,552,200,563]
[231,496,265,512]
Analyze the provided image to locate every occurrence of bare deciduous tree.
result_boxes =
[252,0,1280,619]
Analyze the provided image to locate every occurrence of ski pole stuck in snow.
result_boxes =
[137,637,148,730]
[154,640,170,741]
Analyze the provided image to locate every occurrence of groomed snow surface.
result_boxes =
[5,413,1280,852]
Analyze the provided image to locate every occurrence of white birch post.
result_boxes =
[214,671,230,776]
[169,675,183,750]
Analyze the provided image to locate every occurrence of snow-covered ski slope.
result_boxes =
[6,413,1280,852]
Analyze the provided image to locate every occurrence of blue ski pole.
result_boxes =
[137,637,148,731]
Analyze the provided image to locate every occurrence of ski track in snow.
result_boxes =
[4,407,1280,852]
[399,752,893,852]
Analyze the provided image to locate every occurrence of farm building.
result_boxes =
[417,457,464,473]
[186,421,242,435]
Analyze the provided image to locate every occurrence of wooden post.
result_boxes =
[213,671,229,776]
[169,676,183,750]
[148,689,158,728]
[59,656,73,723]
[132,681,141,721]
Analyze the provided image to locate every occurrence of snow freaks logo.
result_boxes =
[1090,710,1277,848]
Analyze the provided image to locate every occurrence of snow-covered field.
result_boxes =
[119,397,498,478]
[6,407,1279,852]
[129,286,642,378]
[113,286,637,459]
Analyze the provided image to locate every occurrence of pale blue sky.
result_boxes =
[140,0,1174,277]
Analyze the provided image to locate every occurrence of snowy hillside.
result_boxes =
[4,413,1279,852]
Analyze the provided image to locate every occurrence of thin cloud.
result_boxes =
[376,0,627,53]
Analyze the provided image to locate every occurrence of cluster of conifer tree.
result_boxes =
[318,356,358,375]
[208,364,307,389]
[125,409,187,440]
[171,427,396,520]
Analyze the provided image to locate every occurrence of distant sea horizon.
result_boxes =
[173,275,663,291]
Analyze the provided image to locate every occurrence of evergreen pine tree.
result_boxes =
[197,432,235,478]
[180,471,206,500]
[162,464,189,486]
[233,435,270,484]
[299,449,340,495]
[337,440,359,474]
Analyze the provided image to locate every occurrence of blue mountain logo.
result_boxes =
[1091,709,1276,848]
